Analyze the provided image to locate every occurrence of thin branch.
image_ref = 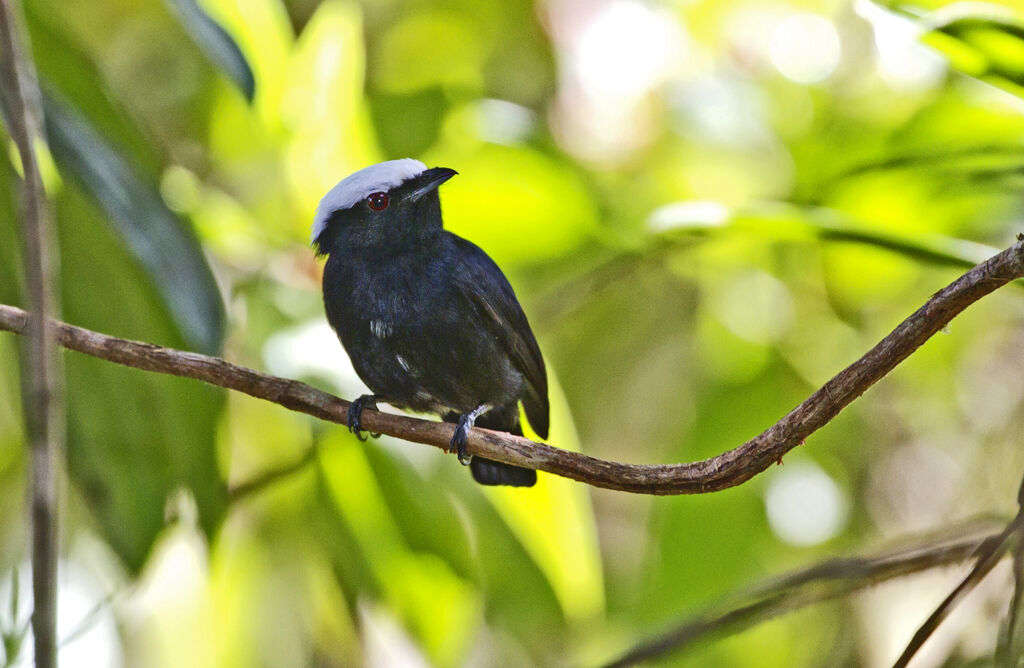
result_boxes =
[893,515,1023,668]
[897,475,1024,668]
[0,1,60,667]
[602,523,1006,667]
[999,521,1024,665]
[227,446,318,504]
[2,239,1024,494]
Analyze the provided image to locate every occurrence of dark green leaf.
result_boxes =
[41,89,225,354]
[165,0,255,101]
[369,86,448,159]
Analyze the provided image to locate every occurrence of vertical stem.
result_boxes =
[0,1,59,667]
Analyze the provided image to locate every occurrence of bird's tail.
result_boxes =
[444,410,537,487]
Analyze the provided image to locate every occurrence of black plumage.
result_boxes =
[313,160,548,487]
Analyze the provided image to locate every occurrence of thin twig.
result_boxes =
[0,1,59,667]
[2,239,1024,494]
[898,475,1024,668]
[893,514,1023,668]
[227,446,319,504]
[602,523,1005,667]
[1008,476,1024,665]
[1000,524,1024,665]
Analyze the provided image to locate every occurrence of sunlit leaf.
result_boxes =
[319,431,480,667]
[925,13,1024,95]
[362,439,568,645]
[431,141,598,266]
[198,0,293,125]
[284,0,378,236]
[483,372,605,622]
[373,10,486,94]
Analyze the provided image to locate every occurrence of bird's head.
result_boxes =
[311,158,457,256]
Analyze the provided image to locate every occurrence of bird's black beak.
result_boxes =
[409,167,458,201]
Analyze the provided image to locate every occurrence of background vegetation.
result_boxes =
[2,0,1024,665]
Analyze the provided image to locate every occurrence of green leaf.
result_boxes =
[22,2,166,177]
[55,182,226,572]
[0,157,225,571]
[482,373,605,623]
[925,13,1024,95]
[165,0,255,101]
[362,437,568,640]
[369,86,448,160]
[41,89,225,354]
[318,432,481,667]
[431,143,598,266]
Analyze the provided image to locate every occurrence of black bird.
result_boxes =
[312,158,548,487]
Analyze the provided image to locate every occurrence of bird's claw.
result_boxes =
[450,415,473,466]
[347,395,380,441]
[447,403,488,465]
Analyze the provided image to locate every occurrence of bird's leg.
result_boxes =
[449,403,489,466]
[347,394,382,440]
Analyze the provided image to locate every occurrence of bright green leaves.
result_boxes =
[284,1,378,222]
[8,0,1024,664]
[490,376,604,623]
[320,434,482,667]
[926,13,1024,94]
[0,161,226,572]
[435,142,598,266]
[313,377,605,665]
[374,11,486,95]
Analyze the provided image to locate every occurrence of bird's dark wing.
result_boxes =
[447,234,549,439]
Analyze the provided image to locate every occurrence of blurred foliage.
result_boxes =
[1,0,1024,665]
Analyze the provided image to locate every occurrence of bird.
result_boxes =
[311,158,549,487]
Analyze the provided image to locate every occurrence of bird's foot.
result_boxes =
[347,395,381,441]
[448,403,489,466]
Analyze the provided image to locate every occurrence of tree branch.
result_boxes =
[0,237,1022,494]
[602,521,1007,667]
[0,1,60,666]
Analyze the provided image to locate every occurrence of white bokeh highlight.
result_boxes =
[769,13,841,84]
[764,460,848,546]
[547,0,688,161]
[0,557,121,668]
[263,319,366,398]
[856,0,946,92]
[647,200,730,232]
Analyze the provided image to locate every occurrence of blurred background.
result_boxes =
[1,0,1024,665]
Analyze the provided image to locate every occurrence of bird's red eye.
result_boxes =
[367,192,389,211]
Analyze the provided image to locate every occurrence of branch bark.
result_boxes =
[0,239,1021,495]
[0,0,60,666]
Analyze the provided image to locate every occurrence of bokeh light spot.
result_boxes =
[765,461,848,546]
[770,13,841,84]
